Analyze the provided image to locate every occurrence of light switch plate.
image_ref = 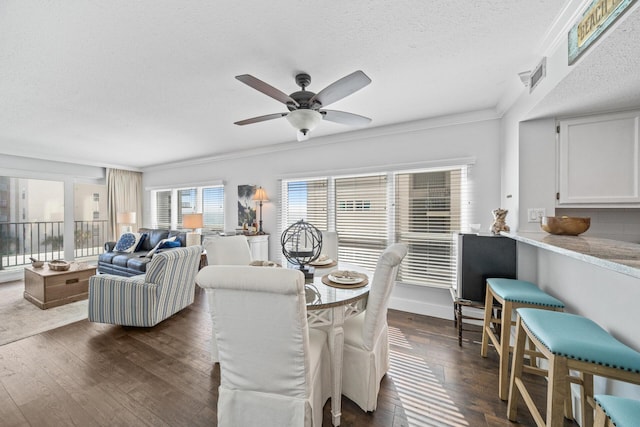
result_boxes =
[527,208,546,223]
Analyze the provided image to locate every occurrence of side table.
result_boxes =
[24,263,96,309]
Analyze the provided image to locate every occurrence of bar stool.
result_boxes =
[507,308,640,427]
[481,278,565,400]
[594,395,640,427]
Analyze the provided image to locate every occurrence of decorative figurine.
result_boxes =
[490,208,510,235]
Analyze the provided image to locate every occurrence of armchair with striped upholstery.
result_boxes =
[88,246,202,327]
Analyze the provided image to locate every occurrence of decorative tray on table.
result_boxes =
[310,255,337,268]
[322,270,368,289]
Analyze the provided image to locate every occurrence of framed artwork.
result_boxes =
[237,185,257,227]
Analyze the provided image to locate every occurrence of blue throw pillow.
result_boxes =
[145,236,177,258]
[114,233,144,253]
[134,233,148,252]
[160,240,181,249]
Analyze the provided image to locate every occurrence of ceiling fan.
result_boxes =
[234,70,372,141]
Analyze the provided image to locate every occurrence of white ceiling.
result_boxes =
[0,1,637,170]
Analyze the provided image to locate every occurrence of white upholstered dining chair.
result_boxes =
[341,242,408,412]
[202,265,331,427]
[203,235,252,265]
[198,235,253,364]
[321,230,339,262]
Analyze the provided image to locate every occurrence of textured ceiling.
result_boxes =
[1,0,634,170]
[527,7,640,120]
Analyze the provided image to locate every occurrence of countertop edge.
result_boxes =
[500,231,640,279]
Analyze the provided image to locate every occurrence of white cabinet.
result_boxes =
[246,234,269,260]
[557,110,640,206]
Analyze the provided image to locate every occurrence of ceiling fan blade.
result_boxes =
[321,110,372,127]
[234,112,288,126]
[235,74,299,107]
[310,70,371,107]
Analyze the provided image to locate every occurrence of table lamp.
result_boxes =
[183,213,204,246]
[117,212,136,234]
[253,187,269,234]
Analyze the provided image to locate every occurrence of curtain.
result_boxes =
[107,169,143,240]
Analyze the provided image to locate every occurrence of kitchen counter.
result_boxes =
[500,231,640,279]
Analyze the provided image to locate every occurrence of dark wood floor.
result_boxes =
[0,286,578,426]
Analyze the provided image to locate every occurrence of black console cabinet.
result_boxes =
[452,233,517,345]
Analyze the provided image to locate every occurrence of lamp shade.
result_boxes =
[253,187,269,202]
[286,109,322,134]
[117,212,136,225]
[183,213,204,229]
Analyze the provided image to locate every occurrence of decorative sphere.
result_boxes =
[281,220,323,268]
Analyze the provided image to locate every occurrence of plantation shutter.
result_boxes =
[335,174,387,271]
[155,190,171,229]
[394,166,467,288]
[202,186,224,231]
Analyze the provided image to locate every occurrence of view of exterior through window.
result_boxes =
[0,177,107,269]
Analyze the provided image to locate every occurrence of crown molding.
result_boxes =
[142,108,500,172]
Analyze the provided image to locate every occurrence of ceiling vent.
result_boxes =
[529,57,546,93]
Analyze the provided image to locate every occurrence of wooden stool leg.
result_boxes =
[507,316,527,421]
[594,404,610,427]
[582,372,594,427]
[481,286,493,357]
[546,353,568,427]
[498,300,513,400]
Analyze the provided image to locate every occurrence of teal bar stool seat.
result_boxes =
[507,308,640,427]
[595,395,640,427]
[481,278,565,400]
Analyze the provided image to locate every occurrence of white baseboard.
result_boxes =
[389,296,454,320]
[0,269,23,283]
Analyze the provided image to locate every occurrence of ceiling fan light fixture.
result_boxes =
[286,109,322,135]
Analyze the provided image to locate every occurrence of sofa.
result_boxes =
[97,228,192,276]
[89,246,202,326]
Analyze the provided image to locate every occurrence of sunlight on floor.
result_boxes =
[388,326,469,427]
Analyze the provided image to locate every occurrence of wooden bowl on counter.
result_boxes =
[540,216,590,236]
[48,260,71,271]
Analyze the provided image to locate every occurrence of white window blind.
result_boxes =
[394,167,467,288]
[279,164,470,288]
[335,174,388,271]
[155,190,171,229]
[203,186,224,231]
[281,179,328,230]
[152,184,224,230]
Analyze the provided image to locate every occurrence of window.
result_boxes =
[0,177,65,268]
[177,188,197,227]
[151,184,224,231]
[280,178,328,231]
[155,190,172,229]
[74,183,108,258]
[335,175,388,271]
[394,169,466,288]
[203,186,224,231]
[280,164,470,288]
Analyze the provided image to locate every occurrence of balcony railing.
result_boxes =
[0,220,107,269]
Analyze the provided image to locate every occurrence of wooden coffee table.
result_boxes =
[24,262,97,309]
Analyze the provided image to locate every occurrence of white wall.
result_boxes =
[499,32,577,231]
[518,118,558,232]
[143,114,503,319]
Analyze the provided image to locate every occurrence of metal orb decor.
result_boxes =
[281,220,323,278]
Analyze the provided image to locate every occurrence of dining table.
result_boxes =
[304,261,371,427]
